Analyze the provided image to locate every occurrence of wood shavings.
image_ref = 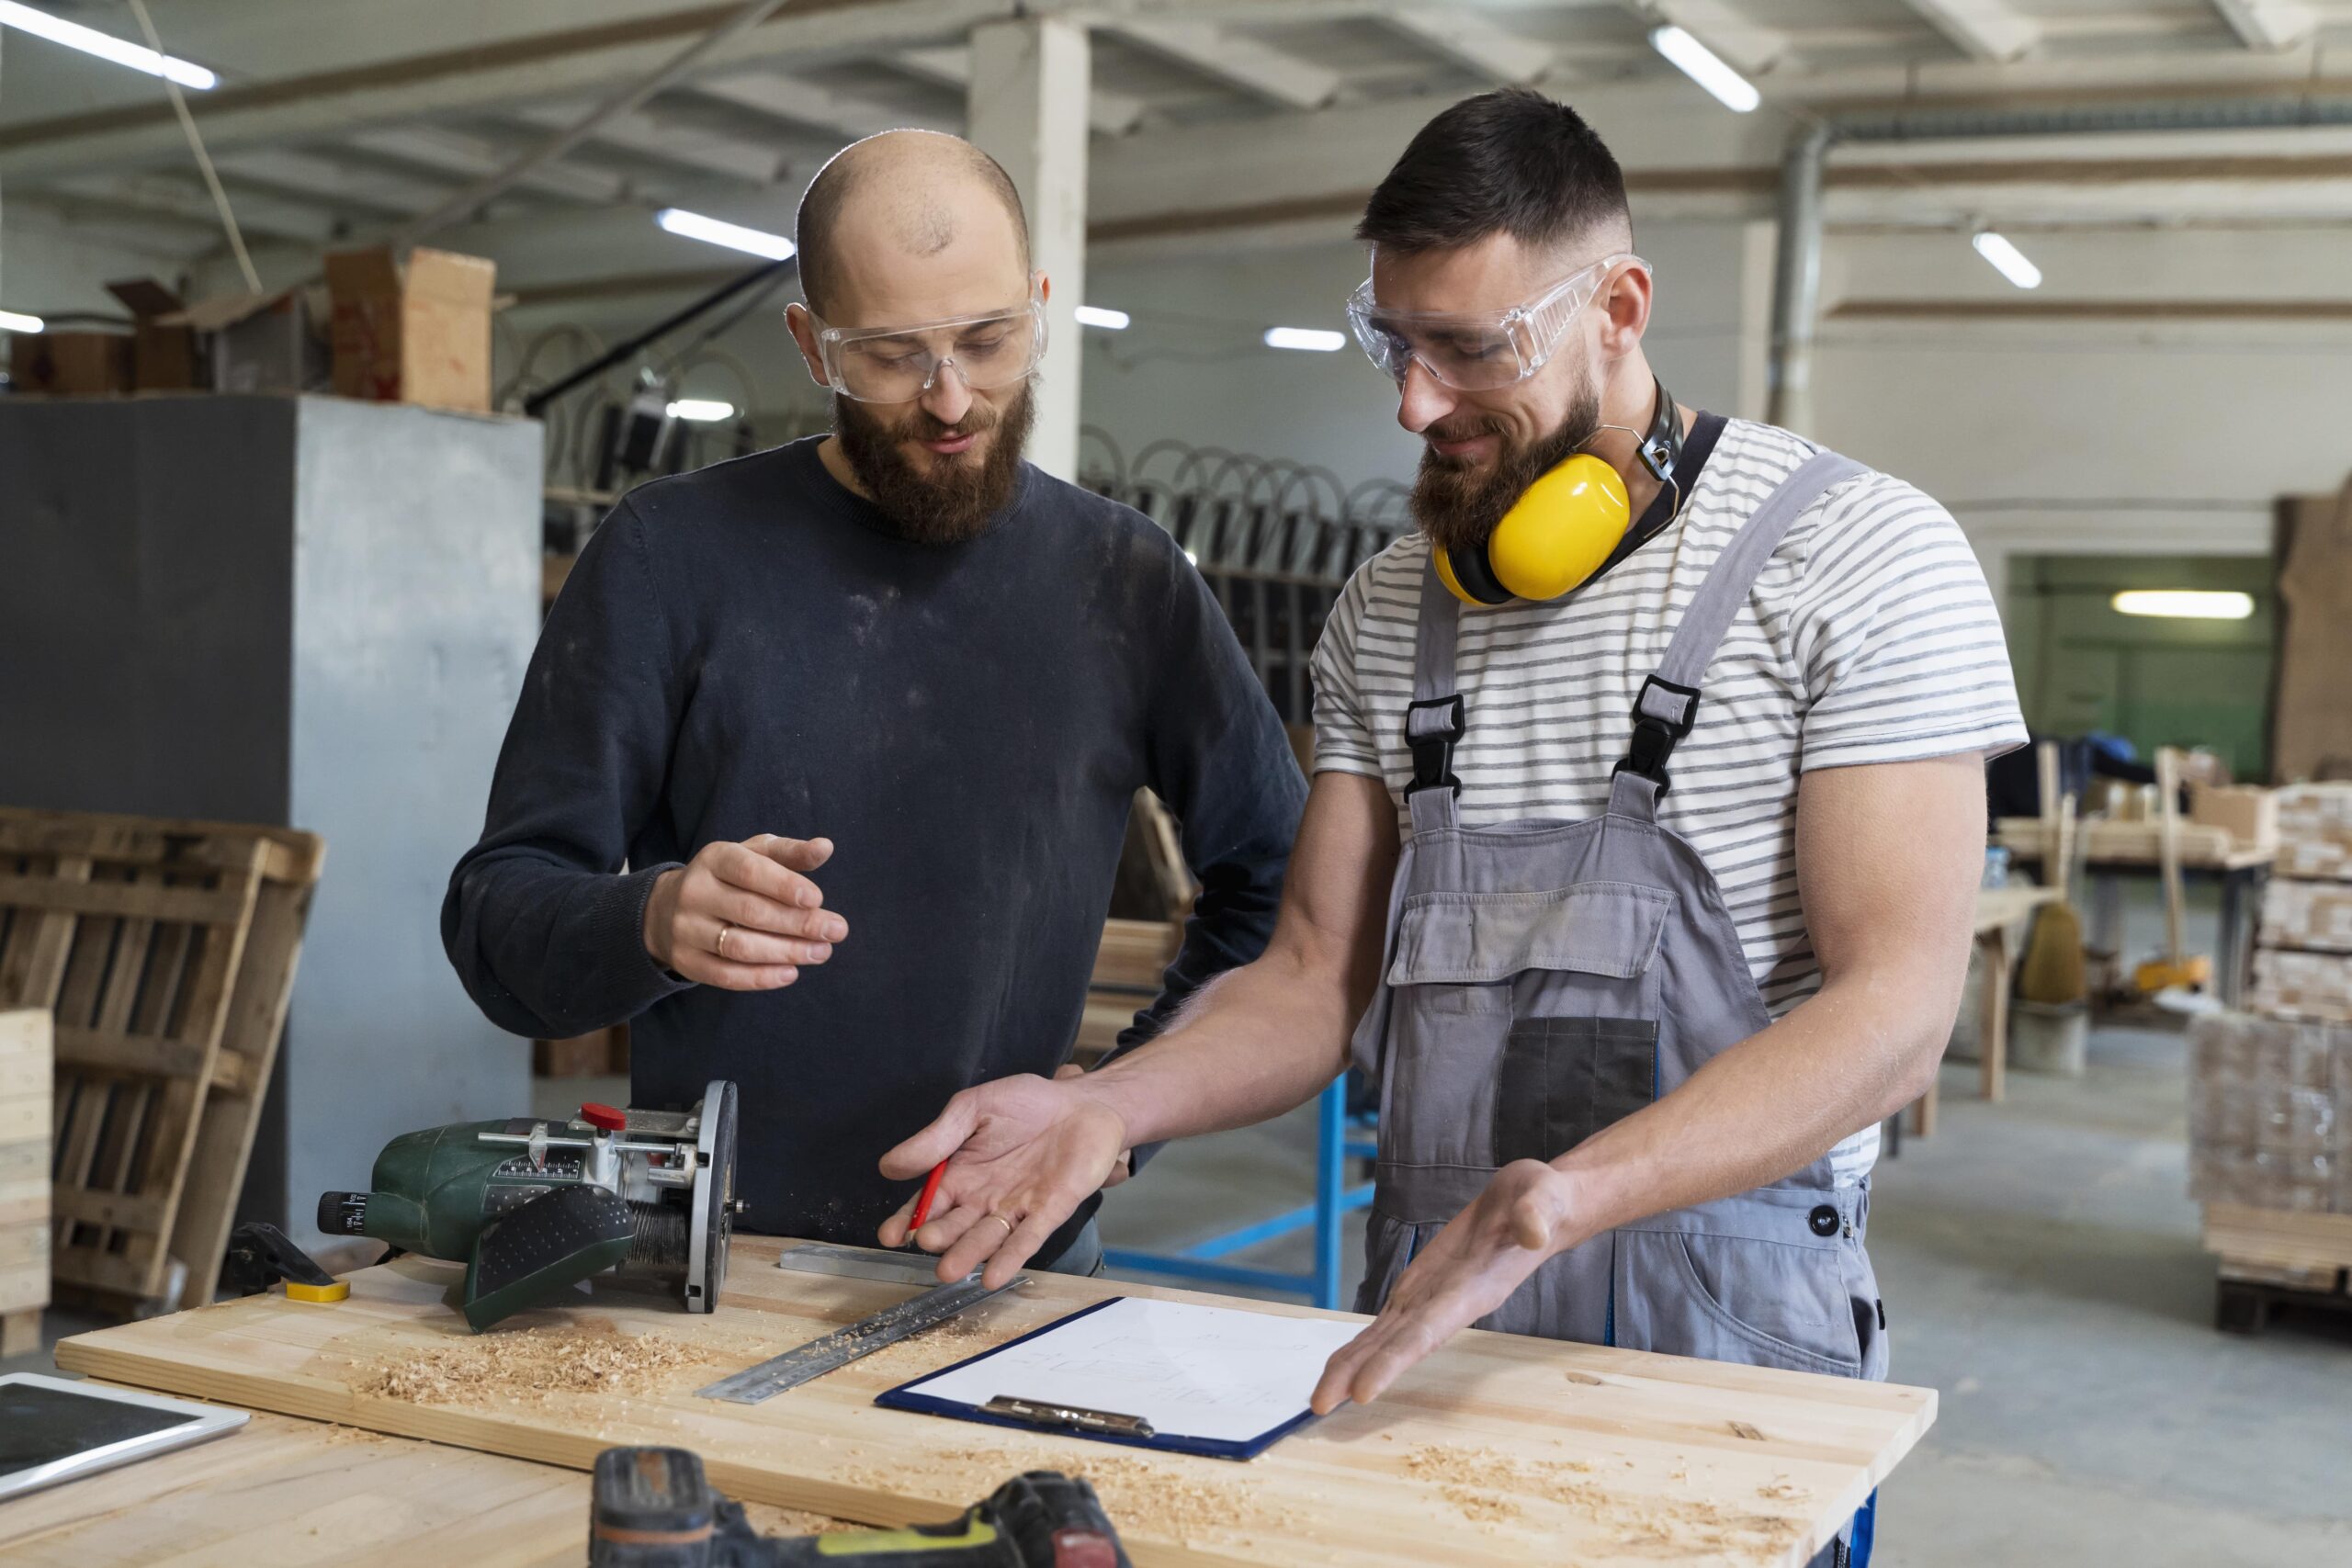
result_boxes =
[1400,1443,1804,1556]
[355,1325,716,1406]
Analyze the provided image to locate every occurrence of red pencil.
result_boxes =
[909,1159,948,1234]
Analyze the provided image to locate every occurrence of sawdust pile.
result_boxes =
[878,1444,1311,1548]
[356,1325,712,1406]
[1401,1443,1806,1554]
[848,1314,1000,1382]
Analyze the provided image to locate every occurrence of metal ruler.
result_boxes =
[694,1275,1028,1404]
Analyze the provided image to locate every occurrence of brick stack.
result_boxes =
[2250,784,2352,1024]
[0,1009,50,1358]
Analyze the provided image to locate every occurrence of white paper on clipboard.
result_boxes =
[896,1297,1364,1447]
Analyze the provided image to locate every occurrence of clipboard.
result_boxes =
[874,1296,1363,1461]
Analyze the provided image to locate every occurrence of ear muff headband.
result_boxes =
[1438,378,1681,607]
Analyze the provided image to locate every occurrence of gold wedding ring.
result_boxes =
[716,921,734,958]
[984,1213,1015,1236]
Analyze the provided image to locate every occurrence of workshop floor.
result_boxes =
[12,890,2346,1564]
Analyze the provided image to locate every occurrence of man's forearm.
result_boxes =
[1550,965,1951,1242]
[1079,942,1358,1148]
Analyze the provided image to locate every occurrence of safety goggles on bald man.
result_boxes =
[810,277,1047,403]
[1346,253,1645,392]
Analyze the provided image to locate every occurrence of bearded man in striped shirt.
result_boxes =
[882,88,2027,1568]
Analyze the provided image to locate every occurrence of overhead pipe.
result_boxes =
[1766,121,1831,434]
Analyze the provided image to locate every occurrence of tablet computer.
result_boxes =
[0,1372,249,1502]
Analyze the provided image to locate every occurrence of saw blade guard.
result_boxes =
[685,1078,739,1314]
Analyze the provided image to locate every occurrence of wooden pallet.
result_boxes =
[2204,1203,2352,1337]
[2,1008,52,1355]
[0,808,323,1315]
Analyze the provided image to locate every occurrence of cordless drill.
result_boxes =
[588,1447,1130,1568]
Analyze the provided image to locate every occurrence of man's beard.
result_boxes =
[832,381,1035,545]
[1410,381,1604,557]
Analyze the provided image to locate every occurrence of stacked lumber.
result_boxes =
[2190,794,2352,1327]
[0,807,323,1316]
[2249,785,2352,1024]
[1,1010,49,1357]
[533,1022,629,1078]
[1994,815,2235,863]
[1072,918,1182,1066]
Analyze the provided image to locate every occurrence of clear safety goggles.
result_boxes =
[1346,253,1645,391]
[810,278,1047,403]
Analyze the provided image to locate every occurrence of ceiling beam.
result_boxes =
[889,45,1146,136]
[509,102,790,185]
[0,0,1010,182]
[338,126,628,205]
[1379,10,1552,86]
[2208,0,2318,50]
[211,149,462,220]
[34,175,341,247]
[688,72,922,141]
[1102,18,1341,110]
[1895,0,2041,62]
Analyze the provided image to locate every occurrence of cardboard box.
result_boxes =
[2190,783,2278,851]
[164,288,328,396]
[6,330,131,396]
[2278,784,2352,884]
[2250,948,2352,1026]
[2263,881,2352,955]
[106,278,199,390]
[324,245,495,413]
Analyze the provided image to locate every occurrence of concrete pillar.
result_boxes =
[967,16,1091,482]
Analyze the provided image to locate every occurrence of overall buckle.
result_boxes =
[1403,694,1465,799]
[1611,675,1700,796]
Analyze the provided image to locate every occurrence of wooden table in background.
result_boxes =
[0,1407,840,1566]
[55,1235,1937,1567]
[1911,885,2059,1138]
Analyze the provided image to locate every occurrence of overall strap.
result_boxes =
[1609,449,1867,822]
[1406,556,1465,837]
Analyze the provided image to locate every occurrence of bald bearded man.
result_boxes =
[443,131,1306,1271]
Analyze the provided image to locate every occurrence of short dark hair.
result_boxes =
[795,134,1029,317]
[1356,88,1631,258]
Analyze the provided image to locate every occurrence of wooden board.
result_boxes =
[55,1236,1935,1567]
[0,807,324,1313]
[1993,818,2259,868]
[2204,1203,2352,1275]
[0,1009,49,1323]
[0,1406,847,1567]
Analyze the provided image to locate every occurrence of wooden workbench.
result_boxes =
[52,1236,1933,1567]
[0,1406,842,1565]
[1905,885,2058,1141]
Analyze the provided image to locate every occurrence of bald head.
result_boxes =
[794,130,1031,321]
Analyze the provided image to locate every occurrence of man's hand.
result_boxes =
[876,1075,1129,1288]
[1309,1159,1581,1415]
[642,834,846,990]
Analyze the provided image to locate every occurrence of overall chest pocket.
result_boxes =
[1382,882,1672,1170]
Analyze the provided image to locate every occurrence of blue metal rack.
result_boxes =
[1102,1080,1376,1309]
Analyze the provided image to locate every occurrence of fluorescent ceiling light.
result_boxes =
[2112,591,2253,621]
[655,208,795,261]
[0,1,215,89]
[1075,305,1130,330]
[1972,231,2042,289]
[1263,326,1346,352]
[1648,26,1758,114]
[0,309,43,334]
[666,399,736,423]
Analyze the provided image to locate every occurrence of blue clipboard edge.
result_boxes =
[872,1295,1325,1462]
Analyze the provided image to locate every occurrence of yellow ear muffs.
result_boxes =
[1441,453,1630,605]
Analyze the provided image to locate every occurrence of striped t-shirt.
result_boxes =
[1310,416,2028,1185]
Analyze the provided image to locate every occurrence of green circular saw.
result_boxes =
[319,1079,741,1332]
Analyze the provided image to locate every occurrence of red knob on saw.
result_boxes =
[580,1102,627,1132]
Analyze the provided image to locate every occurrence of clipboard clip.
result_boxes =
[982,1394,1157,1439]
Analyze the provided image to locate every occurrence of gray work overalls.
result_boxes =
[1351,451,1892,1391]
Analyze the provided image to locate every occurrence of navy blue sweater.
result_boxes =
[443,437,1305,1258]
